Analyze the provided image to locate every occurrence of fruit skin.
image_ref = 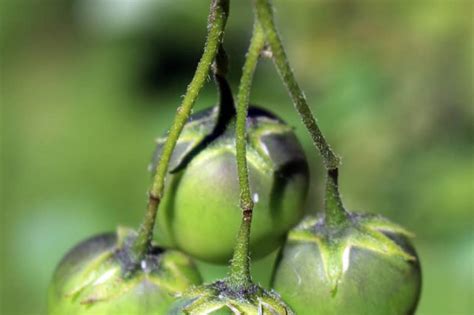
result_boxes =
[271,215,422,315]
[48,227,202,315]
[151,106,310,264]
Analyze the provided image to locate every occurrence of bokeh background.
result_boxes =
[1,0,472,314]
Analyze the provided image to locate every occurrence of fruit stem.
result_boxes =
[168,47,235,174]
[228,23,266,288]
[325,168,349,228]
[254,0,340,170]
[214,45,236,123]
[132,0,229,263]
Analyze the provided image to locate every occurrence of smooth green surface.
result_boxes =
[273,233,421,314]
[158,150,307,263]
[1,1,472,314]
[154,109,309,263]
[285,213,417,294]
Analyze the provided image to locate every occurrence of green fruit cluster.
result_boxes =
[47,0,422,313]
[49,106,421,314]
[48,106,310,314]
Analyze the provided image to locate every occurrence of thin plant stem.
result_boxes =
[254,0,340,170]
[254,0,348,230]
[228,23,266,288]
[325,168,349,228]
[132,0,229,262]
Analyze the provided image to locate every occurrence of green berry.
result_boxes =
[152,106,309,263]
[272,214,422,315]
[48,227,202,315]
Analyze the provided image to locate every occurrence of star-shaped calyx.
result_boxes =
[171,280,294,314]
[151,104,298,177]
[60,227,198,306]
[288,169,417,294]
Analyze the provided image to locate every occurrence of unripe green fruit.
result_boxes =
[168,280,294,314]
[272,214,422,315]
[152,106,309,263]
[48,227,202,315]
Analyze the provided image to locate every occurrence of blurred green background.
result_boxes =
[1,0,472,314]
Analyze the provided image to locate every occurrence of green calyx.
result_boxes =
[290,168,416,294]
[171,280,294,314]
[152,106,294,176]
[288,213,416,294]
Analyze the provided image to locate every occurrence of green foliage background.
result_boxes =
[1,0,472,314]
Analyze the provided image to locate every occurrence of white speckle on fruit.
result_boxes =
[342,246,351,273]
[260,143,270,156]
[253,193,259,203]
